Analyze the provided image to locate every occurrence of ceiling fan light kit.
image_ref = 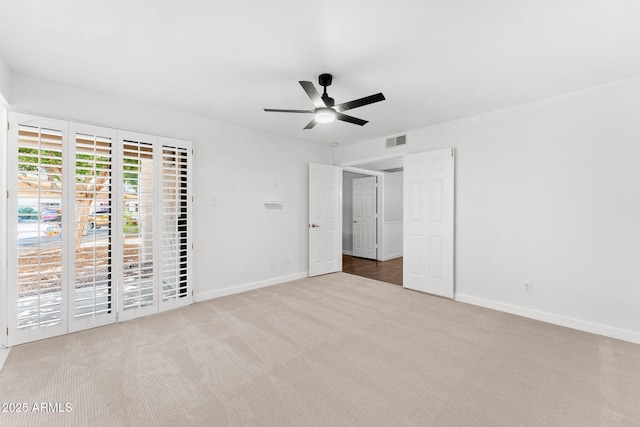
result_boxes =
[314,108,336,124]
[264,73,385,129]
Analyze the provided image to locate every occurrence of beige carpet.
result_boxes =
[1,272,639,426]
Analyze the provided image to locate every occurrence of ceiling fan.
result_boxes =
[264,73,385,129]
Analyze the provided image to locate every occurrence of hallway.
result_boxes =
[342,255,402,286]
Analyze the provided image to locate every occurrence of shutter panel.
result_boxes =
[8,113,69,346]
[121,139,156,313]
[160,142,192,308]
[69,124,118,331]
[16,125,64,329]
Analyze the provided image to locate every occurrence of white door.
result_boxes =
[309,163,341,277]
[118,131,159,321]
[157,137,193,312]
[352,176,377,259]
[403,148,454,298]
[68,122,118,333]
[7,113,69,346]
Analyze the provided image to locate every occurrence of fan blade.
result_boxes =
[299,81,327,108]
[303,119,318,130]
[264,108,315,113]
[334,93,385,112]
[335,112,368,126]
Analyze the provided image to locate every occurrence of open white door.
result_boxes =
[403,148,454,298]
[352,176,377,260]
[309,163,341,277]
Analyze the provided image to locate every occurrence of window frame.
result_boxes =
[4,112,193,346]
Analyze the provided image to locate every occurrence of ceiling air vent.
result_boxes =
[381,167,404,173]
[386,134,407,148]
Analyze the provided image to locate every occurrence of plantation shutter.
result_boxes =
[69,124,118,332]
[119,135,157,319]
[6,113,194,346]
[8,114,68,345]
[159,138,192,309]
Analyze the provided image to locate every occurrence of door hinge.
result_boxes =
[6,190,8,199]
[6,328,8,336]
[192,290,194,297]
[192,243,194,250]
[6,122,9,131]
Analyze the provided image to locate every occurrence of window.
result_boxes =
[121,139,155,313]
[14,123,65,336]
[161,145,190,303]
[70,124,117,333]
[6,113,193,346]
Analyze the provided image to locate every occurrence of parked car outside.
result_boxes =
[41,208,60,222]
[18,207,38,221]
[87,208,110,229]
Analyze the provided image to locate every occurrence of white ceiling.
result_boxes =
[1,0,640,146]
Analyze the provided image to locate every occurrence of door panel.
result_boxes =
[69,123,118,332]
[158,138,193,310]
[352,176,377,259]
[403,149,454,298]
[309,163,341,277]
[8,113,69,346]
[118,132,158,321]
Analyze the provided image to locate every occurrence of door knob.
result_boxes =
[352,220,358,223]
[310,223,320,228]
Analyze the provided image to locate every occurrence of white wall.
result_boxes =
[6,73,333,301]
[383,171,403,222]
[0,53,9,104]
[334,76,640,343]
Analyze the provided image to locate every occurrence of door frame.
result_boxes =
[1,108,8,348]
[341,151,408,262]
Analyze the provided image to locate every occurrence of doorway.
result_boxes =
[309,148,454,297]
[341,156,404,285]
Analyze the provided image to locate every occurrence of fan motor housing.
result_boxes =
[318,73,333,87]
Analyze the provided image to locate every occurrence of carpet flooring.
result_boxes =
[0,273,639,426]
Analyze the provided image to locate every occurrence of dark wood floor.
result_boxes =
[342,254,403,286]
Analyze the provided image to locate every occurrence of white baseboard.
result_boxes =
[455,293,640,344]
[381,253,402,261]
[342,250,353,256]
[194,272,309,303]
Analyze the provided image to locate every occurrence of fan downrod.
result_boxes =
[318,73,335,107]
